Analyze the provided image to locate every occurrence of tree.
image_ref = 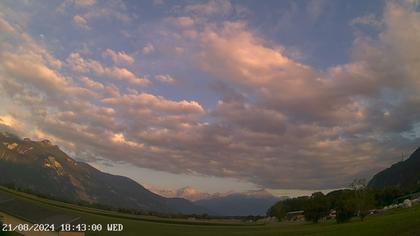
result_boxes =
[373,187,403,207]
[351,179,375,221]
[267,202,286,220]
[304,192,329,223]
[268,196,309,221]
[335,196,356,223]
[350,178,367,191]
[357,190,375,221]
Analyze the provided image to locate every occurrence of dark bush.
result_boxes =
[335,197,356,223]
[304,192,329,223]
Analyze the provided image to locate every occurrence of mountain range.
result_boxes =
[147,186,213,201]
[194,190,285,216]
[0,131,206,214]
[0,131,285,216]
[4,130,419,217]
[368,147,420,191]
[150,186,285,216]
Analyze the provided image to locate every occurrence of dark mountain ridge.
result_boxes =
[368,147,420,191]
[0,131,207,214]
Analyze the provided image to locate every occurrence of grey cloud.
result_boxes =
[1,1,420,191]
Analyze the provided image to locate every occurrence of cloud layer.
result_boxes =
[1,0,420,190]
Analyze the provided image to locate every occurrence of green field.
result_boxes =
[1,187,420,236]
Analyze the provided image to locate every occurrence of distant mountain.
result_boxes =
[368,147,420,191]
[194,189,286,216]
[148,186,286,216]
[0,131,207,215]
[147,186,213,201]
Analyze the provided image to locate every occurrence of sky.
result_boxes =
[0,0,420,197]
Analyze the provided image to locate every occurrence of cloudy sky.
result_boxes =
[0,0,420,197]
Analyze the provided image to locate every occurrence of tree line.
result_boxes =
[267,179,406,223]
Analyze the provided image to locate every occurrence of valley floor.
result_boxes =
[1,187,420,236]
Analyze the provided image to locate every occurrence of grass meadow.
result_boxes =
[1,187,420,236]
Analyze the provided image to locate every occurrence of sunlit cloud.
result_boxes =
[0,0,419,192]
[102,49,134,66]
[73,15,90,30]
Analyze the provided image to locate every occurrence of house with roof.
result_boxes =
[285,210,305,221]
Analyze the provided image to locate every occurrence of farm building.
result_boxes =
[285,210,305,221]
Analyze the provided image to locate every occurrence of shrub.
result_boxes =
[335,197,356,223]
